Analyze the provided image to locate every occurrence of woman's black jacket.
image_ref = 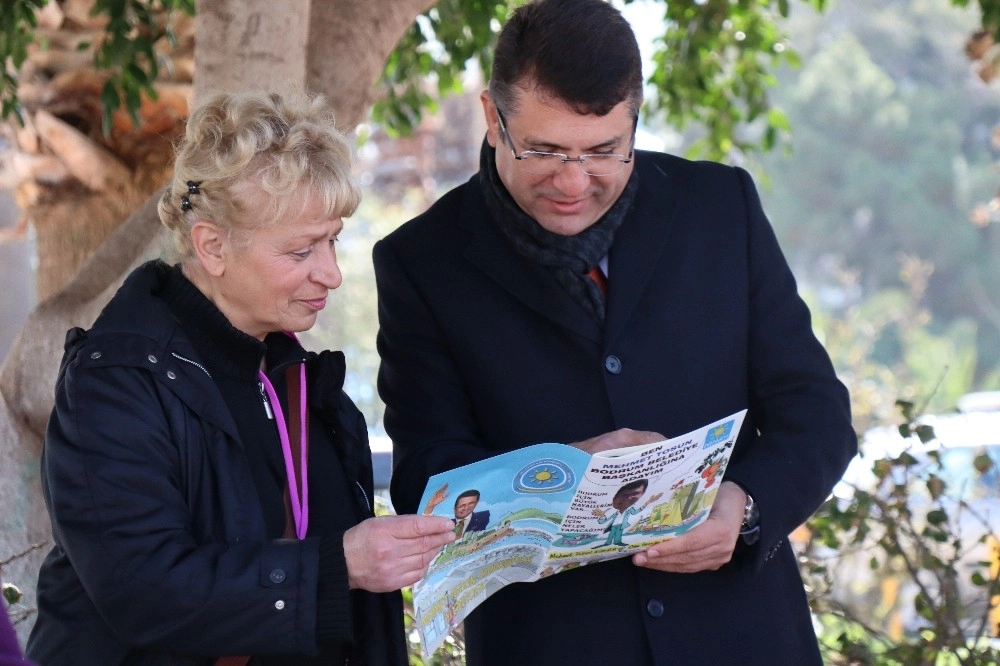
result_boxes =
[26,261,406,665]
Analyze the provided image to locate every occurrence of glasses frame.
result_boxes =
[494,108,636,177]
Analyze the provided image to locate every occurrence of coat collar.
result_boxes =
[459,151,688,346]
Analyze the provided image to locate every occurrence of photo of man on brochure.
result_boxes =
[423,484,492,538]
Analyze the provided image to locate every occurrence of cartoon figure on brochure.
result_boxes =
[423,484,491,538]
[591,479,663,547]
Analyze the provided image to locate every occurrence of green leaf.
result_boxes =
[925,475,945,500]
[973,452,995,474]
[896,399,916,421]
[2,583,22,606]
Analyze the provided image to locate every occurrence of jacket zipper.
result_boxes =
[258,381,274,420]
[171,352,212,378]
[260,357,306,421]
[356,481,372,512]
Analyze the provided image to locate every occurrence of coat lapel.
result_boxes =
[605,155,688,346]
[460,182,602,343]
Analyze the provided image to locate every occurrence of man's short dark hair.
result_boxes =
[488,0,643,119]
[615,479,648,498]
[455,489,481,507]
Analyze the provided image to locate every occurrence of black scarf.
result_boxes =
[479,138,638,321]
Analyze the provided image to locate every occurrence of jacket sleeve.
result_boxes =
[374,236,492,515]
[727,166,857,566]
[40,352,327,656]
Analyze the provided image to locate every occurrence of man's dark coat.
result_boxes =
[375,151,856,666]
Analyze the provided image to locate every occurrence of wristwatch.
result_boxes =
[739,492,760,545]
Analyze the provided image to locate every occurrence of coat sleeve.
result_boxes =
[728,166,857,563]
[40,354,328,656]
[374,236,493,515]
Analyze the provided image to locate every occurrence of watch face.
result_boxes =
[743,496,759,528]
[740,494,760,544]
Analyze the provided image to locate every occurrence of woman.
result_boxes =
[26,90,455,665]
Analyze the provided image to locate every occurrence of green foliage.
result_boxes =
[0,0,47,124]
[1,582,21,607]
[373,0,827,159]
[373,0,514,138]
[3,0,1000,160]
[802,396,1000,666]
[0,0,831,159]
[791,206,1000,660]
[2,543,44,626]
[2,0,194,133]
[957,0,1000,40]
[90,0,194,134]
[647,0,825,160]
[402,586,466,666]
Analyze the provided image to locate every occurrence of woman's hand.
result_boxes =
[343,515,456,592]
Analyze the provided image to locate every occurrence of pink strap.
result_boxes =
[258,364,309,539]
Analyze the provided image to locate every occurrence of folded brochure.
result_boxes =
[412,409,747,658]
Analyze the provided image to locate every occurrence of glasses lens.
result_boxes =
[518,152,563,176]
[580,155,623,177]
[518,152,627,177]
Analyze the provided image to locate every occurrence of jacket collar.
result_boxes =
[459,151,687,346]
[84,260,313,443]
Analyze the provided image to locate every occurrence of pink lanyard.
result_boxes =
[257,365,308,540]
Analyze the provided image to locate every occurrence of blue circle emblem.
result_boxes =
[513,458,575,493]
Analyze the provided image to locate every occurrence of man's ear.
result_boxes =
[190,220,227,277]
[481,90,499,149]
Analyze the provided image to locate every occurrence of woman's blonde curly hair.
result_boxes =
[158,89,360,262]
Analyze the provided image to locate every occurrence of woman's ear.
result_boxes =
[190,220,227,277]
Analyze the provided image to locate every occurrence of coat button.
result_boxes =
[147,354,158,363]
[166,371,177,380]
[604,355,622,374]
[269,569,286,584]
[90,351,102,360]
[646,598,664,617]
[274,600,285,610]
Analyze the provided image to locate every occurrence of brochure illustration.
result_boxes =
[412,409,748,658]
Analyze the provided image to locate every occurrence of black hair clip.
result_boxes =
[180,181,201,211]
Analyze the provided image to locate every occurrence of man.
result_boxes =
[423,486,491,536]
[452,489,490,536]
[374,0,856,663]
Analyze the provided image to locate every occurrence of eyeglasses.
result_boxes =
[495,109,634,177]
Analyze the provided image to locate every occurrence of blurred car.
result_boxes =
[824,392,1000,640]
[369,433,393,492]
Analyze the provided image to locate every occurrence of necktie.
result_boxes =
[586,266,608,295]
[454,520,465,538]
